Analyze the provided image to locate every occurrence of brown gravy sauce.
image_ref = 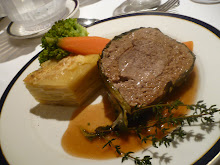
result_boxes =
[62,68,198,159]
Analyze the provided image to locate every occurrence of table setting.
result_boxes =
[0,0,220,165]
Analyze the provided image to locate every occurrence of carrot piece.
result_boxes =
[183,41,194,51]
[57,36,110,55]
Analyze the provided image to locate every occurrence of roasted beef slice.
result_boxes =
[99,27,195,110]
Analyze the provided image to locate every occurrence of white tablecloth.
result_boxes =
[0,0,219,164]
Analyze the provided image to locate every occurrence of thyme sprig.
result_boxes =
[81,100,220,165]
[99,127,186,165]
[102,137,152,165]
[82,100,219,139]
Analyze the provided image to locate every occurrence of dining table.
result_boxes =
[0,0,220,165]
[1,0,220,101]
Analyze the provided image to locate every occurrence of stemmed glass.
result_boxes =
[113,0,161,16]
[191,0,220,4]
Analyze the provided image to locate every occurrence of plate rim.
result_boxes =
[87,12,220,39]
[0,12,220,165]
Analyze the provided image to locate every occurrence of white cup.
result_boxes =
[1,0,67,31]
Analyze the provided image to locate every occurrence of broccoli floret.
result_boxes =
[39,18,88,64]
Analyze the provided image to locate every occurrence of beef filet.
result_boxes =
[99,27,195,111]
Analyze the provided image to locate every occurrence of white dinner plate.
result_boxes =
[0,12,220,165]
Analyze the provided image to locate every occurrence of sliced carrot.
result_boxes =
[183,41,193,51]
[58,37,193,55]
[57,36,110,55]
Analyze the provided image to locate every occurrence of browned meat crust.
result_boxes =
[100,27,195,107]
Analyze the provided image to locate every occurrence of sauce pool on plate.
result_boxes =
[61,68,198,159]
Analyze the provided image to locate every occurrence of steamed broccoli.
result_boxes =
[39,18,88,64]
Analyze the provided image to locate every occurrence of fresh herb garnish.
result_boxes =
[81,100,220,165]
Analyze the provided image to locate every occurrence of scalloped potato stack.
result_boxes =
[24,54,102,106]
